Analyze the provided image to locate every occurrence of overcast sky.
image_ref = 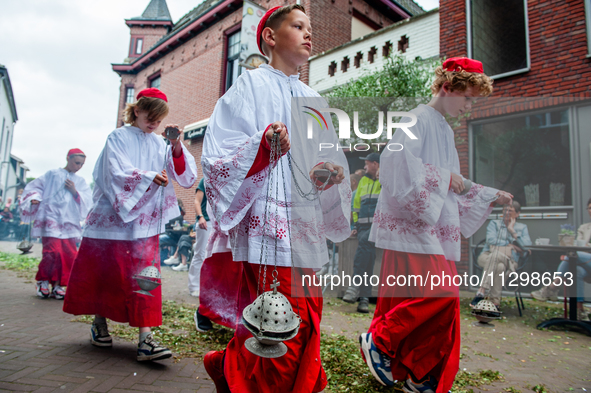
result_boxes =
[0,0,439,183]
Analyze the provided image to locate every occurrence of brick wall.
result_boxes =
[115,0,401,220]
[440,0,591,273]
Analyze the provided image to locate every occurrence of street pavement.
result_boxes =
[0,250,215,392]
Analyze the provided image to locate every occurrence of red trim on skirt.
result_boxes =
[198,252,244,329]
[35,237,78,285]
[63,236,162,327]
[368,250,460,393]
[224,262,327,393]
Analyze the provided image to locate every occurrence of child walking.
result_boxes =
[21,149,92,299]
[359,58,513,393]
[201,5,351,393]
[63,88,197,361]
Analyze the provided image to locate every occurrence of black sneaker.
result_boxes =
[90,322,112,347]
[470,293,485,308]
[137,333,172,361]
[194,309,213,332]
[357,297,369,313]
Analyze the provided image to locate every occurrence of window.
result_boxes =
[472,109,571,207]
[341,57,349,73]
[468,0,529,78]
[125,87,135,104]
[150,75,161,89]
[135,38,143,55]
[225,30,243,91]
[368,46,377,63]
[354,52,363,68]
[398,35,409,53]
[328,61,337,77]
[585,0,591,55]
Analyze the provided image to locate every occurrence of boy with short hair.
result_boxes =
[359,58,513,393]
[201,5,351,393]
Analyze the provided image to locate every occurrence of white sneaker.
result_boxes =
[137,333,172,361]
[51,285,66,300]
[172,263,188,271]
[163,256,180,265]
[36,281,50,298]
[190,291,200,297]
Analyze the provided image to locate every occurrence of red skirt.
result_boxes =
[224,262,326,393]
[198,252,244,329]
[63,236,162,327]
[35,237,78,284]
[368,250,460,393]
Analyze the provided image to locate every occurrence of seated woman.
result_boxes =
[531,197,591,321]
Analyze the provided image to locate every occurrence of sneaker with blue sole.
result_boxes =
[402,375,438,393]
[359,333,394,387]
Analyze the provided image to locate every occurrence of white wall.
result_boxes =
[0,78,16,197]
[309,11,439,93]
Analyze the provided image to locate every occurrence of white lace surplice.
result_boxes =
[84,126,197,241]
[21,168,93,239]
[370,104,498,261]
[202,65,351,269]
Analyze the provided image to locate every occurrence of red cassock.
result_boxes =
[198,252,244,329]
[224,262,327,393]
[368,250,460,393]
[63,236,162,327]
[35,237,78,285]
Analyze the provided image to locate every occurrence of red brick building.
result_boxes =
[440,0,591,277]
[112,0,424,219]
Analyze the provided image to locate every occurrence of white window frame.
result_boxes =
[466,0,531,79]
[135,38,143,55]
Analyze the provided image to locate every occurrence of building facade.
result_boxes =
[0,65,27,201]
[112,0,424,218]
[440,0,591,285]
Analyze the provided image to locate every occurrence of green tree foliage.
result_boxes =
[322,54,440,146]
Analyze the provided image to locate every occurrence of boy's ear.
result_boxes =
[441,82,452,95]
[133,107,140,117]
[261,27,275,54]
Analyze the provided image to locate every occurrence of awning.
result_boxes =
[183,118,209,140]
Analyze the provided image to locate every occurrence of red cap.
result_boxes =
[442,57,484,74]
[67,148,85,157]
[136,88,168,102]
[257,6,281,56]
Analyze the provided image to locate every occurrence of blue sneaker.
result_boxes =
[402,375,438,393]
[359,333,394,387]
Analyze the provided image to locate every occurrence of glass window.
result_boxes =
[150,76,161,89]
[585,0,591,55]
[135,38,143,55]
[225,30,243,91]
[473,109,571,207]
[125,87,135,104]
[468,0,529,78]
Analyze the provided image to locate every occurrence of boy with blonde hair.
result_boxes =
[359,58,513,392]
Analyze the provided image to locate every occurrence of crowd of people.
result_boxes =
[13,4,589,393]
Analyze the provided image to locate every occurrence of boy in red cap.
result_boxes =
[64,88,198,362]
[201,4,351,393]
[358,58,513,392]
[20,149,92,299]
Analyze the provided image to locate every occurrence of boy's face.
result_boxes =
[269,10,312,68]
[134,108,164,134]
[440,84,480,118]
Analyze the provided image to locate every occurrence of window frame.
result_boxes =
[148,72,162,89]
[124,85,135,107]
[466,0,531,79]
[585,0,591,56]
[129,36,145,57]
[135,38,144,55]
[468,105,575,210]
[222,24,243,94]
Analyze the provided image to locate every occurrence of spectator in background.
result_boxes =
[531,197,591,320]
[471,201,531,315]
[343,152,381,313]
[187,178,212,296]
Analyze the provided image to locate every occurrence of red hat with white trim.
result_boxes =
[136,88,168,102]
[442,57,484,74]
[257,6,282,56]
